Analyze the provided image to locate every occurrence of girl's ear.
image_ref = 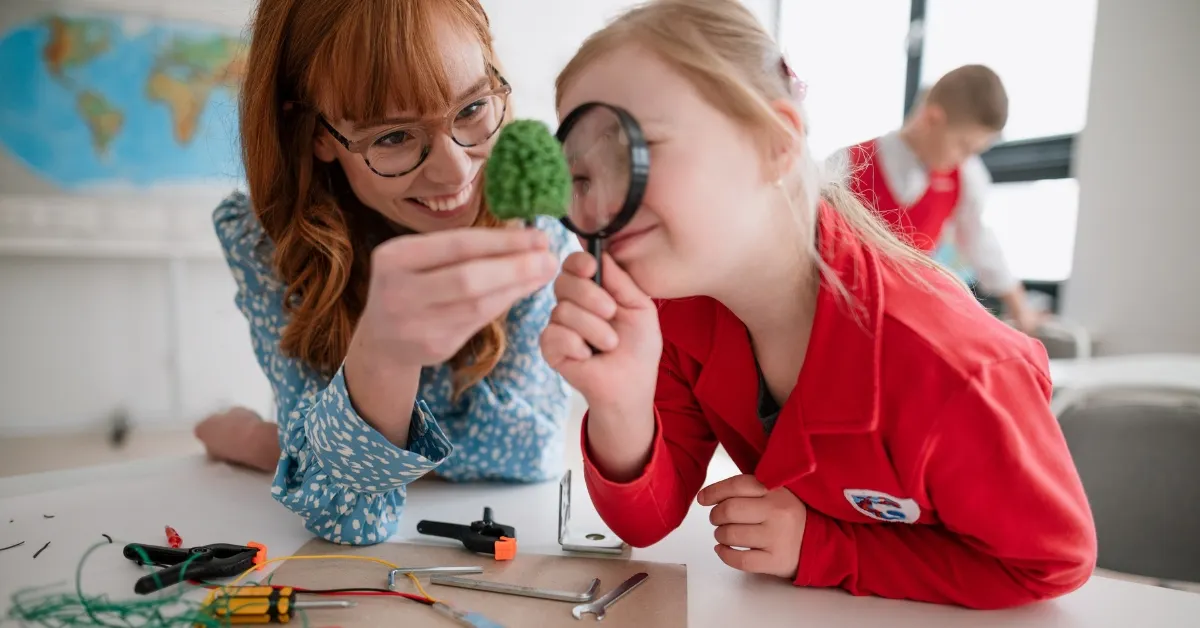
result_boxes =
[313,125,338,163]
[766,97,805,181]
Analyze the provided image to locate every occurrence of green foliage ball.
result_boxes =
[484,119,571,221]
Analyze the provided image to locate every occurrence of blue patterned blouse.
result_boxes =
[213,191,575,545]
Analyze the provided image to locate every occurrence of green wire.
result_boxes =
[4,540,310,628]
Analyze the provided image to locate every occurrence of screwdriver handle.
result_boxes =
[203,586,297,624]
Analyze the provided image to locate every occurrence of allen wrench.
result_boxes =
[387,566,484,590]
[572,572,649,621]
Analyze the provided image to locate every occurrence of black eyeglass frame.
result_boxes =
[303,70,512,178]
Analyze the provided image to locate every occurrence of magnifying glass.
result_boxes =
[555,103,650,286]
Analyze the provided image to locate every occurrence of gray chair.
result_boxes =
[1056,386,1200,587]
[1035,317,1094,360]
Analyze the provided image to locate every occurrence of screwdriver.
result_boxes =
[201,586,354,624]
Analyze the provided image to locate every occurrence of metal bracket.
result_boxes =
[558,470,625,555]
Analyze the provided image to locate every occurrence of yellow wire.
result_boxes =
[230,554,398,585]
[406,573,439,603]
[226,553,441,603]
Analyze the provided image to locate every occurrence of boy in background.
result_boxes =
[829,64,1044,333]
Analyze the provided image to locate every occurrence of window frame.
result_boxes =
[904,0,1077,185]
[901,0,1079,306]
[772,0,1085,306]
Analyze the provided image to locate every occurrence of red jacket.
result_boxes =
[582,204,1097,610]
[847,138,960,253]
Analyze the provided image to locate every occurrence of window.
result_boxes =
[932,179,1078,284]
[912,0,1097,291]
[920,0,1099,142]
[778,0,1098,297]
[981,179,1079,282]
[778,0,911,159]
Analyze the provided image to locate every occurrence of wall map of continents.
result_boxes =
[0,12,247,189]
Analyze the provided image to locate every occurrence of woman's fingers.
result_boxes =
[413,249,560,306]
[434,276,550,330]
[377,227,550,271]
[550,301,618,351]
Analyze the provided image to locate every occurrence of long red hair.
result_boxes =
[239,0,509,397]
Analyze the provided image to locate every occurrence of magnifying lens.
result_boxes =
[555,103,650,286]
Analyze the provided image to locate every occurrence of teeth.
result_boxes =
[416,182,475,212]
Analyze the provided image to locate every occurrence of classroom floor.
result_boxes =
[0,394,593,479]
[0,427,203,478]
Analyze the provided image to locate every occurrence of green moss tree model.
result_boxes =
[484,119,571,225]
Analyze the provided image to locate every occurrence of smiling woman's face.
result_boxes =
[312,15,501,233]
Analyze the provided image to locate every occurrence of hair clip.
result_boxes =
[779,56,806,102]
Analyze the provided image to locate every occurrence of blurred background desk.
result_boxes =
[1050,353,1200,392]
[1049,353,1200,591]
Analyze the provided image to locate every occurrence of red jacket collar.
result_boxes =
[796,201,885,434]
[664,202,886,488]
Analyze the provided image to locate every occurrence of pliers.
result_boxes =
[123,542,262,594]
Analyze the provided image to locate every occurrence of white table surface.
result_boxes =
[1050,353,1200,390]
[1,455,1199,627]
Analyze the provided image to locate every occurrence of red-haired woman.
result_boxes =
[195,0,573,545]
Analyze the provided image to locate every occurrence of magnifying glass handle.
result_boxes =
[589,238,604,287]
[586,238,605,355]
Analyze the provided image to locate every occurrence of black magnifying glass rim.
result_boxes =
[554,102,650,240]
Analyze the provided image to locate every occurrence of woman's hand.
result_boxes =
[345,227,560,445]
[194,407,280,473]
[358,227,561,367]
[541,252,662,480]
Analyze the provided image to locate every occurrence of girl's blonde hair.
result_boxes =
[554,0,967,302]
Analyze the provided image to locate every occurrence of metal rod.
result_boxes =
[430,575,600,603]
[294,600,356,610]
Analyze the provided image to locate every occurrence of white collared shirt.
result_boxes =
[827,131,1018,295]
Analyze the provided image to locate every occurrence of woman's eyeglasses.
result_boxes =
[313,74,511,178]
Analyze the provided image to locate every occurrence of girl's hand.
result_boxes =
[540,252,662,415]
[358,228,560,368]
[697,474,808,579]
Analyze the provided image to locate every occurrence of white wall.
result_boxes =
[0,0,780,436]
[488,0,778,126]
[0,0,268,436]
[1062,0,1200,354]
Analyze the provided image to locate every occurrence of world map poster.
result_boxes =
[0,12,246,190]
